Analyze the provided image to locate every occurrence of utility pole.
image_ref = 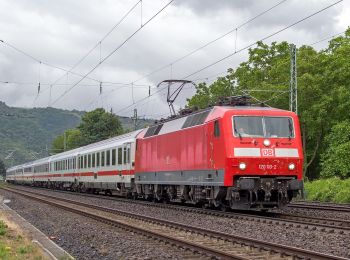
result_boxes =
[5,150,15,167]
[289,44,297,114]
[132,108,138,130]
[63,132,67,152]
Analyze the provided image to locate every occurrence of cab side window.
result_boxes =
[214,120,220,137]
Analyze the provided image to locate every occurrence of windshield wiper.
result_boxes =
[288,119,293,140]
[234,125,242,140]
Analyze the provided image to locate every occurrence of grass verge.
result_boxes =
[304,177,350,203]
[0,219,44,260]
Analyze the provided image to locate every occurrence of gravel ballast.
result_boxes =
[0,190,195,260]
[2,187,350,259]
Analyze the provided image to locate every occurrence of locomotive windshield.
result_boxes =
[233,116,294,138]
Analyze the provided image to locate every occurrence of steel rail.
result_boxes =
[289,202,350,212]
[3,186,347,260]
[8,185,350,233]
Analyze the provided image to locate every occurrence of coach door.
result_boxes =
[122,143,131,173]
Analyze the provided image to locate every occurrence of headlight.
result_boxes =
[239,162,247,170]
[263,139,271,147]
[288,163,295,170]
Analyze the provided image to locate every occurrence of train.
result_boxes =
[6,98,304,210]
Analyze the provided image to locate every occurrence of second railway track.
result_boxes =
[289,202,350,213]
[2,186,348,260]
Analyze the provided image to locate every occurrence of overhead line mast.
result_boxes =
[289,44,297,114]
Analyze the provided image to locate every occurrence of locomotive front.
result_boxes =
[223,107,303,210]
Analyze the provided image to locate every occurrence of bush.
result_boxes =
[304,178,350,203]
[0,221,7,236]
[320,121,350,179]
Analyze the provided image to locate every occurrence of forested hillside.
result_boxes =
[0,102,153,167]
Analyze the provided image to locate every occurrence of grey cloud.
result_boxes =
[0,0,347,118]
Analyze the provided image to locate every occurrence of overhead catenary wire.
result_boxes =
[0,80,151,88]
[86,0,289,114]
[181,0,343,80]
[131,0,289,84]
[114,0,343,116]
[48,0,142,89]
[51,0,175,106]
[193,29,348,86]
[309,29,347,46]
[0,39,138,89]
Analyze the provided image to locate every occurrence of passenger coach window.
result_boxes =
[97,152,100,167]
[79,157,83,169]
[118,148,122,165]
[106,150,111,166]
[112,149,116,166]
[214,120,220,137]
[127,147,130,164]
[101,151,105,167]
[92,154,95,167]
[88,154,91,168]
[84,155,87,169]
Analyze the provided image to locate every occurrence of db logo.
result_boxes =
[261,148,274,157]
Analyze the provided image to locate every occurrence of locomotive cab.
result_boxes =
[223,107,304,210]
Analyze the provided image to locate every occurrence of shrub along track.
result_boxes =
[2,186,347,260]
[8,185,350,235]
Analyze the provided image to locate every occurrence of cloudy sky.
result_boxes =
[0,0,348,118]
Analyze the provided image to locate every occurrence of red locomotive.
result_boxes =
[7,96,303,210]
[135,97,303,210]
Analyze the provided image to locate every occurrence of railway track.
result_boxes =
[289,202,350,213]
[7,185,350,234]
[2,186,348,260]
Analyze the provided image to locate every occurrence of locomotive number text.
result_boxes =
[258,164,277,170]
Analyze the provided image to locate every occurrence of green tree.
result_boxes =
[51,134,64,154]
[78,108,123,145]
[51,128,85,154]
[320,121,350,179]
[187,74,236,108]
[51,108,124,153]
[0,159,6,177]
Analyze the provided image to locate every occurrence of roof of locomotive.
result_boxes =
[138,105,294,139]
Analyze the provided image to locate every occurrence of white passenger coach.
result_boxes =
[6,130,142,196]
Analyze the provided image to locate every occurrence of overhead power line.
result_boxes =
[0,39,135,88]
[88,0,289,114]
[49,0,142,88]
[0,80,151,88]
[115,0,342,116]
[192,29,348,85]
[51,0,175,106]
[131,0,288,84]
[309,30,347,46]
[182,0,343,79]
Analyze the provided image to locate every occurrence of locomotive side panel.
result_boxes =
[136,125,218,185]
